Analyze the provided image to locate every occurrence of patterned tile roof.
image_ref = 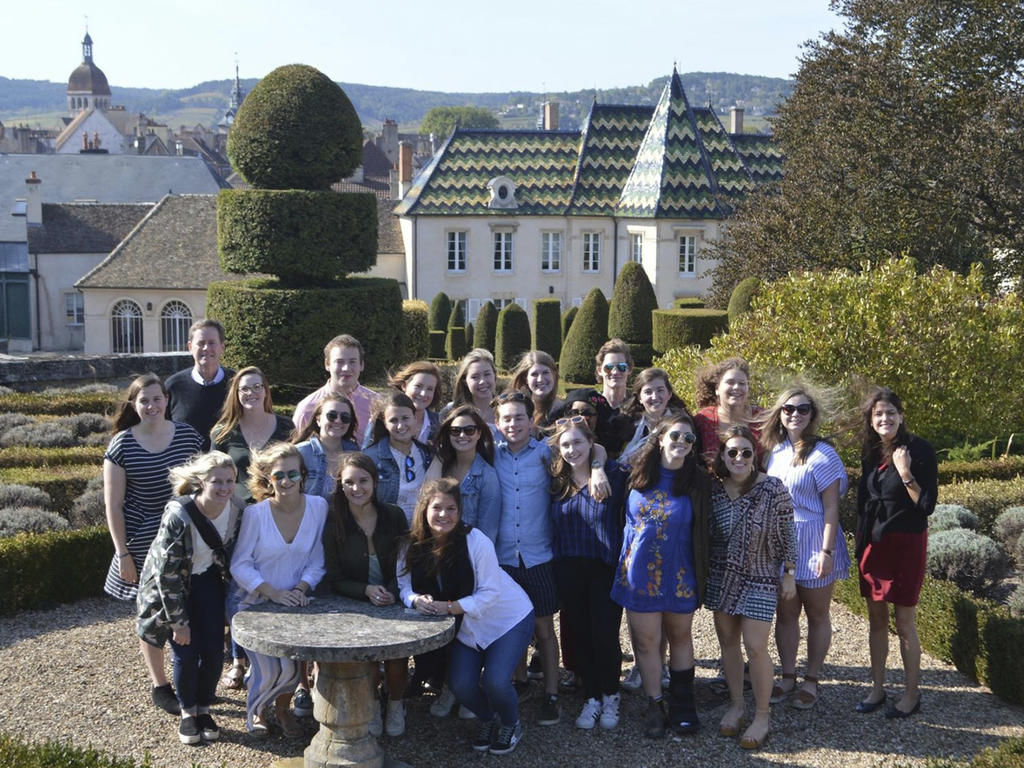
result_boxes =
[731,133,784,185]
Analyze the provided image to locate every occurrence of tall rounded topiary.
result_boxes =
[609,261,658,367]
[399,299,429,364]
[561,306,578,343]
[473,301,498,353]
[464,323,474,350]
[494,303,532,371]
[728,276,762,325]
[445,300,466,360]
[559,288,608,385]
[429,292,453,332]
[533,298,562,360]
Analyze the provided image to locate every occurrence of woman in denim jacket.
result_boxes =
[292,392,360,501]
[364,391,432,525]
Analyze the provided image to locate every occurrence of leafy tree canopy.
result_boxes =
[419,106,498,138]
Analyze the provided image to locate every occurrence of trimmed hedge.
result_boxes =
[0,391,116,416]
[494,303,531,371]
[939,476,1024,536]
[674,297,705,309]
[446,300,465,336]
[561,306,578,343]
[608,261,657,367]
[227,63,362,190]
[0,525,111,614]
[652,308,729,353]
[217,189,377,282]
[559,288,608,385]
[936,457,1024,483]
[429,292,452,332]
[927,529,1011,597]
[446,326,468,361]
[0,734,151,768]
[532,298,562,360]
[0,466,97,515]
[399,300,429,364]
[473,301,498,353]
[464,323,474,350]
[727,276,760,324]
[0,445,106,468]
[428,330,447,360]
[207,277,402,389]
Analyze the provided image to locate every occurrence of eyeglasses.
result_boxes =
[324,410,353,424]
[404,454,416,482]
[668,430,697,444]
[602,362,629,373]
[449,425,478,437]
[726,448,754,459]
[239,384,265,395]
[272,469,302,482]
[568,407,596,417]
[781,403,812,416]
[555,415,587,427]
[496,391,528,403]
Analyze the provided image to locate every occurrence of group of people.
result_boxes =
[102,319,937,756]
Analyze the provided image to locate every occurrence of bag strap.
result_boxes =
[179,496,228,579]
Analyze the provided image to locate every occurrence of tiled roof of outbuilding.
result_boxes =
[27,202,153,254]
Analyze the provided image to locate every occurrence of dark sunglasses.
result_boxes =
[555,415,587,427]
[324,410,353,424]
[602,362,629,373]
[668,430,697,444]
[726,447,754,459]
[449,425,478,437]
[781,403,812,416]
[404,454,415,482]
[568,407,596,417]
[272,469,302,482]
[496,391,528,403]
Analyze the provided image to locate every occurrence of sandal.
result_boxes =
[250,710,270,740]
[221,663,246,690]
[770,672,796,704]
[790,675,819,710]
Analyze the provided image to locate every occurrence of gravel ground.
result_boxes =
[0,597,1021,768]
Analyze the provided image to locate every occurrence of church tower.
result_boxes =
[67,31,111,114]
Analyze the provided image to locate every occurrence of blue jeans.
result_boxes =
[171,569,225,710]
[448,611,534,727]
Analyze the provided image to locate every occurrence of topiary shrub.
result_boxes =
[674,297,705,309]
[0,507,69,537]
[464,323,474,350]
[652,309,729,354]
[217,189,377,282]
[226,64,362,190]
[428,330,447,359]
[608,261,657,367]
[446,327,468,361]
[69,475,104,529]
[930,504,980,532]
[532,298,562,360]
[494,303,532,372]
[940,477,1024,536]
[927,528,1011,597]
[559,288,608,385]
[561,306,578,343]
[0,390,117,416]
[0,483,52,510]
[446,300,465,335]
[429,292,452,332]
[473,301,498,353]
[727,276,761,324]
[399,299,429,364]
[994,507,1024,548]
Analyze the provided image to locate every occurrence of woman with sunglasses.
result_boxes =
[293,391,360,501]
[619,368,694,462]
[211,367,294,505]
[694,357,763,469]
[441,348,498,425]
[611,412,710,739]
[761,388,849,710]
[708,425,796,750]
[229,442,327,739]
[507,350,563,432]
[364,391,433,525]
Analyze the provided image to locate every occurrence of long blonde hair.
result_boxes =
[452,348,497,406]
[211,366,274,445]
[248,442,306,502]
[168,451,237,496]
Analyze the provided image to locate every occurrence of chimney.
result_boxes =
[398,141,413,199]
[25,171,42,225]
[730,105,744,134]
[543,101,559,131]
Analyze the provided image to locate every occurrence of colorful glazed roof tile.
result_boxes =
[396,69,781,220]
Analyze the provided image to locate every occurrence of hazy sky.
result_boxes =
[4,0,843,92]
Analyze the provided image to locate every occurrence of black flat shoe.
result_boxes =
[855,695,887,714]
[885,697,921,719]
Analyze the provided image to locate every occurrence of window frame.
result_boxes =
[447,230,468,273]
[64,291,85,326]
[678,234,697,275]
[493,230,513,273]
[540,231,562,273]
[582,232,601,273]
[630,232,643,263]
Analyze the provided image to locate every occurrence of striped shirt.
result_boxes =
[550,462,626,566]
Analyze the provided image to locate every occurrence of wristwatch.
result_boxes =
[783,565,796,576]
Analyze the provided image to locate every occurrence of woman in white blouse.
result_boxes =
[398,478,534,756]
[229,442,327,739]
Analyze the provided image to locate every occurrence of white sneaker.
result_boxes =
[430,686,456,717]
[599,693,620,729]
[661,665,671,691]
[575,697,602,730]
[385,700,405,737]
[621,666,643,692]
[369,702,383,737]
[458,704,475,720]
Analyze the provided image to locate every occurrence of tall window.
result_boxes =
[111,299,143,353]
[160,300,192,352]
[541,232,562,272]
[582,232,601,272]
[493,231,513,272]
[630,233,643,263]
[447,231,467,272]
[64,292,84,326]
[678,235,697,274]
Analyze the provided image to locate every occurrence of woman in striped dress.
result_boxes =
[762,388,849,710]
[103,373,203,714]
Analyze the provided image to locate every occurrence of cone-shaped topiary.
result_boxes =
[728,276,761,325]
[533,298,562,361]
[447,299,465,331]
[494,303,532,371]
[227,64,362,190]
[561,306,578,344]
[473,301,498,353]
[445,300,467,360]
[429,292,452,332]
[399,300,429,364]
[609,261,658,367]
[464,323,474,350]
[559,288,608,385]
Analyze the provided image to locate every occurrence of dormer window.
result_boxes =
[487,176,518,210]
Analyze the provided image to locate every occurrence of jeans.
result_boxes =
[555,557,623,698]
[448,611,534,727]
[171,569,226,709]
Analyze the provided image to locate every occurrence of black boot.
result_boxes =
[643,696,667,738]
[667,667,700,735]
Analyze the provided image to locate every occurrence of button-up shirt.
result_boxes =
[492,436,553,568]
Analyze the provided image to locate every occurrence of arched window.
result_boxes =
[111,299,143,353]
[160,300,192,352]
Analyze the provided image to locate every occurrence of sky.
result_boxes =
[3,0,844,92]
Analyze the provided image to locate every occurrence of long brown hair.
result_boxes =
[714,424,759,494]
[368,391,417,445]
[760,387,823,465]
[507,350,559,426]
[621,367,690,421]
[290,390,357,444]
[403,478,467,578]
[629,411,697,497]
[434,404,495,474]
[547,420,595,500]
[248,442,306,502]
[328,452,380,547]
[210,366,274,445]
[452,349,497,407]
[389,361,444,411]
[860,387,910,465]
[111,373,167,432]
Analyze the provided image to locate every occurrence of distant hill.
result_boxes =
[0,72,791,133]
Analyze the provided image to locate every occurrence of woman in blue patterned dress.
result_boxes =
[707,425,797,750]
[762,388,849,710]
[611,412,709,739]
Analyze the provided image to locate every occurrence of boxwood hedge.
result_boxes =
[652,308,729,353]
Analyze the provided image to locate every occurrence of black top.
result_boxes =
[320,502,409,601]
[855,434,937,556]
[165,367,235,451]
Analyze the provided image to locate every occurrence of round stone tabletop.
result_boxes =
[232,596,455,663]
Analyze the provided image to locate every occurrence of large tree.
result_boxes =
[708,0,1024,304]
[419,105,499,139]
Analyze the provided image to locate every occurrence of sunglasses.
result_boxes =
[496,391,528,403]
[568,407,596,417]
[450,425,478,437]
[726,447,754,459]
[781,403,812,416]
[239,383,265,395]
[668,430,697,444]
[602,362,629,373]
[555,415,587,427]
[404,454,415,482]
[272,469,302,482]
[324,410,353,424]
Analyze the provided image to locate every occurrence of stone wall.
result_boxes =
[0,352,191,391]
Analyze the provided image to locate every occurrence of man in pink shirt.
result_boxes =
[293,334,378,446]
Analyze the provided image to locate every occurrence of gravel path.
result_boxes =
[0,597,1020,768]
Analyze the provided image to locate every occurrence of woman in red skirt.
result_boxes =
[855,388,936,718]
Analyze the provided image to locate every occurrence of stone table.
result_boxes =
[232,595,455,768]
